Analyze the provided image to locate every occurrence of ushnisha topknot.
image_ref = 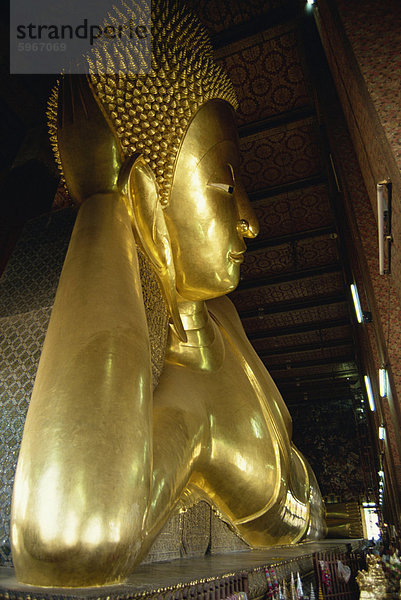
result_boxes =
[47,0,238,206]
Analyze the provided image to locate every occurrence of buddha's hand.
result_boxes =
[57,74,123,204]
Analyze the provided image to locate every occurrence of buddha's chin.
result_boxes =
[210,269,242,298]
[174,262,242,301]
[176,281,240,303]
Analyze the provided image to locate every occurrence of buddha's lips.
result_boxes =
[229,251,245,263]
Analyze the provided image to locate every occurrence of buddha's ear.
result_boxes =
[119,154,187,343]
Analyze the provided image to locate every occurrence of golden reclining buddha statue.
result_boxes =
[10,0,326,587]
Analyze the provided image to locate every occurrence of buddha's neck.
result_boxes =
[166,300,224,371]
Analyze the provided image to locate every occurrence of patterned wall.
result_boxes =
[315,0,401,497]
[335,0,401,171]
[0,209,76,565]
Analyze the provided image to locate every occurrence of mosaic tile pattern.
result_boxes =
[317,0,401,307]
[0,209,76,566]
[0,210,76,319]
[0,308,52,565]
[143,503,211,564]
[336,0,401,170]
[143,501,248,564]
[210,511,248,554]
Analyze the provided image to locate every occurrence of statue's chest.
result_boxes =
[158,333,270,424]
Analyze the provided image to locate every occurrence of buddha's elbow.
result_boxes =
[11,515,143,587]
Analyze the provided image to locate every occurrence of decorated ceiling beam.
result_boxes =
[237,294,346,319]
[238,106,316,139]
[237,263,342,289]
[210,1,303,50]
[259,338,353,357]
[248,175,328,201]
[246,225,336,251]
[268,355,356,370]
[247,317,350,339]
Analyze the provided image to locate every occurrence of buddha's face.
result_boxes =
[164,100,258,301]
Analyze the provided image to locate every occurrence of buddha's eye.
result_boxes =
[207,164,235,195]
[208,182,234,194]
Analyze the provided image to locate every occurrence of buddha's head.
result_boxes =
[48,0,258,331]
[165,99,258,300]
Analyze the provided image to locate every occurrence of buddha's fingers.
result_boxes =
[57,74,123,203]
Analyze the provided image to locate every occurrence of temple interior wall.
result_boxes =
[315,0,401,526]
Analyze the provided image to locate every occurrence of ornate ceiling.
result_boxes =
[196,0,360,408]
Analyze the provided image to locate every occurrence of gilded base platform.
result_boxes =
[0,540,363,600]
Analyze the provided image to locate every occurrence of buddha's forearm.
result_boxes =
[11,193,153,586]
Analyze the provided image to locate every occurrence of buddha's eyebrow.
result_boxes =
[196,139,234,166]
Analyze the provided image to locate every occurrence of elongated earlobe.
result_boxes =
[120,155,187,343]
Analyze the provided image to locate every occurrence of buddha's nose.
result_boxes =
[235,180,259,239]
